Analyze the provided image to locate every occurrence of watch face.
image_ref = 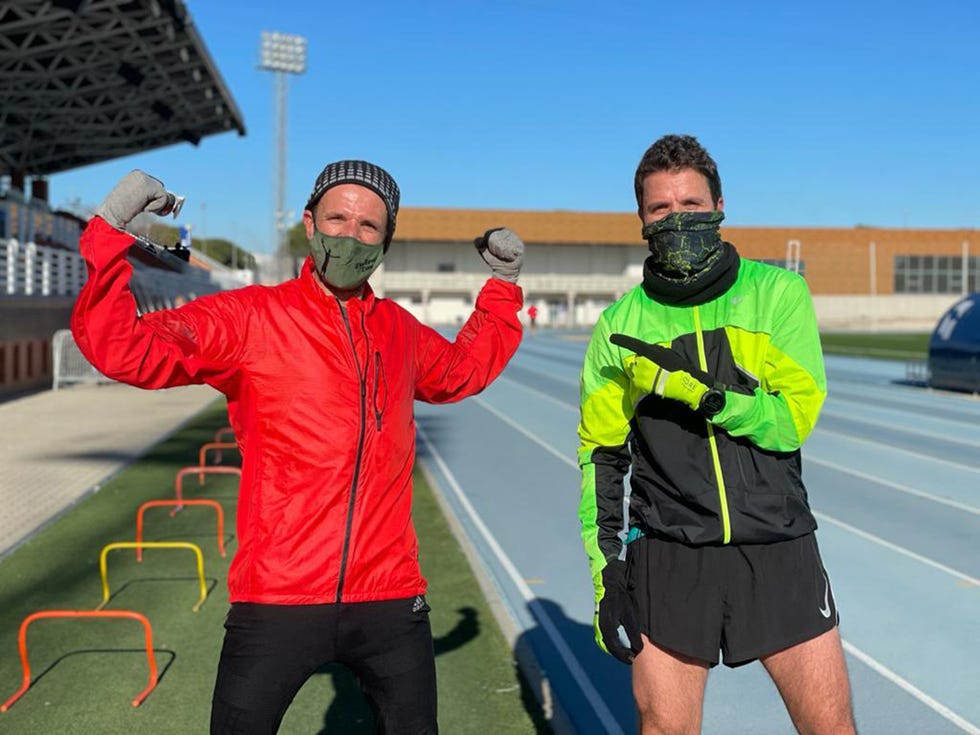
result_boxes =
[702,390,725,416]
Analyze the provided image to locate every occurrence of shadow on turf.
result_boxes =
[105,577,220,610]
[5,648,178,707]
[312,606,551,734]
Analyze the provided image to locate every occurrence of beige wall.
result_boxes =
[394,208,977,297]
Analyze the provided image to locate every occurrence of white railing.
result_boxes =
[378,270,634,295]
[1,237,226,312]
[1,239,85,297]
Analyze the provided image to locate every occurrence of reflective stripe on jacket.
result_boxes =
[72,217,523,604]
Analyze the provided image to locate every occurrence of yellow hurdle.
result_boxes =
[98,541,207,612]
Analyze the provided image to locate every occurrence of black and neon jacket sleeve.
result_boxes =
[711,273,827,451]
[577,314,633,598]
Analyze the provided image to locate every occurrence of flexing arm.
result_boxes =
[414,229,525,402]
[71,172,244,389]
[413,277,523,402]
[71,219,245,389]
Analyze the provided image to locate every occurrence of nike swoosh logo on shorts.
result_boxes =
[818,572,832,618]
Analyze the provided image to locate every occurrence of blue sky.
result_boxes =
[51,0,979,254]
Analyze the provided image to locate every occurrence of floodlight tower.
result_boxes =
[259,31,307,280]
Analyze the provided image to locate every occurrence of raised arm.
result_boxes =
[71,171,245,390]
[414,228,525,403]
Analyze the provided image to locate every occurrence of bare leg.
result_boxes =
[760,627,856,735]
[632,634,710,735]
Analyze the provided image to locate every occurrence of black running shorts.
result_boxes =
[627,533,839,667]
[210,596,437,734]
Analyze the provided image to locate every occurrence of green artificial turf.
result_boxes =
[0,400,550,734]
[819,332,931,360]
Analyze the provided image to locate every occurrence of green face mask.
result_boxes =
[309,230,385,290]
[641,210,725,281]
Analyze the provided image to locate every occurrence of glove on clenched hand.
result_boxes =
[610,333,721,413]
[473,227,524,283]
[596,559,642,664]
[95,170,181,231]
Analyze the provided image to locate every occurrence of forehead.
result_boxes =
[316,184,386,216]
[640,168,712,201]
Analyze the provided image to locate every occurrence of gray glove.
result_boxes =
[474,227,524,283]
[95,170,182,230]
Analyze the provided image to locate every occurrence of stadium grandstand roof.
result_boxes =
[0,0,245,177]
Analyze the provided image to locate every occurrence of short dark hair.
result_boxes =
[633,134,722,208]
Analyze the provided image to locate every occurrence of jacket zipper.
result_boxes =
[693,306,732,544]
[373,351,385,431]
[335,299,368,602]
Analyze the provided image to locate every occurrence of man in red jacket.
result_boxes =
[71,161,525,734]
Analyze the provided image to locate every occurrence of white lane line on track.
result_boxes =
[500,376,980,524]
[827,382,980,412]
[806,456,980,516]
[504,375,980,516]
[498,375,579,410]
[475,395,578,470]
[416,425,625,735]
[841,640,980,734]
[488,376,980,728]
[820,408,980,449]
[494,379,980,584]
[813,511,980,586]
[811,427,980,475]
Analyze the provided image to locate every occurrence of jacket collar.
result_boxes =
[299,256,377,312]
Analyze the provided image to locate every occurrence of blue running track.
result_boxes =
[417,332,980,735]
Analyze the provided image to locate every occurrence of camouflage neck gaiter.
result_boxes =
[641,210,726,282]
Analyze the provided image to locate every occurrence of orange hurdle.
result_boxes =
[198,441,239,475]
[99,541,208,612]
[212,427,235,462]
[173,465,242,511]
[135,500,226,561]
[0,610,158,711]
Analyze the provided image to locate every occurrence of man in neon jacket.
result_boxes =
[72,160,524,734]
[578,136,855,734]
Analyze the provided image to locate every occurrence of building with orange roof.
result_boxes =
[377,207,977,330]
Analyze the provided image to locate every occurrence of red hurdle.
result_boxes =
[0,610,158,711]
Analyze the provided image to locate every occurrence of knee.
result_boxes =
[635,701,701,735]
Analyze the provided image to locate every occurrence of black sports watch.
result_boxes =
[699,387,726,417]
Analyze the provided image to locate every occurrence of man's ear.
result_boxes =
[302,208,315,239]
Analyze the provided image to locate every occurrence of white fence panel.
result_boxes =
[51,328,113,390]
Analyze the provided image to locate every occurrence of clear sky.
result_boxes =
[50,0,979,254]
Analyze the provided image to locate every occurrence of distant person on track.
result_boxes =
[71,161,526,734]
[527,303,539,334]
[577,134,856,734]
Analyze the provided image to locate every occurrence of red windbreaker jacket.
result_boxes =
[71,217,523,604]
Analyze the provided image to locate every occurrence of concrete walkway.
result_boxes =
[0,382,221,558]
